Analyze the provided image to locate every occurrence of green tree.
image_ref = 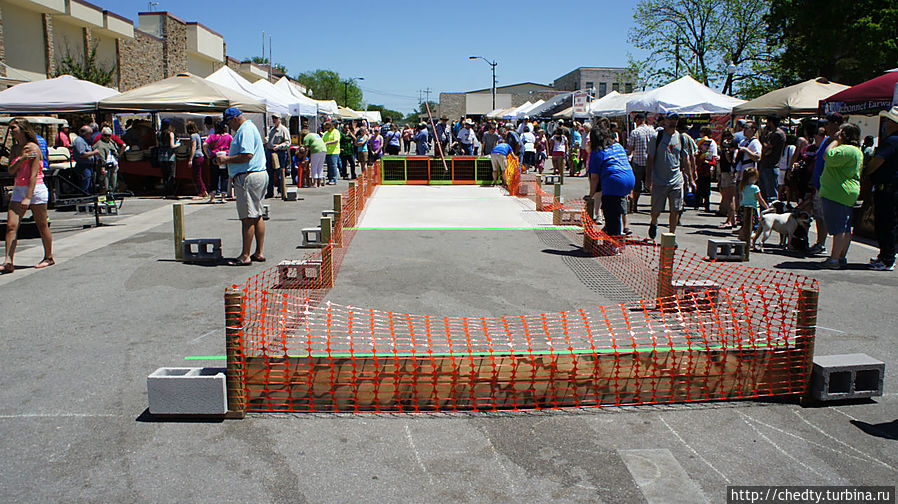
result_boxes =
[405,101,438,123]
[245,56,287,75]
[53,44,116,87]
[766,0,898,86]
[628,0,775,97]
[295,69,364,109]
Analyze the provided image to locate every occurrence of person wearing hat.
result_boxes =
[645,112,694,239]
[266,114,291,198]
[95,127,121,194]
[215,107,269,266]
[456,119,475,155]
[156,118,180,199]
[864,106,898,271]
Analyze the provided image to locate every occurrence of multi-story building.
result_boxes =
[553,67,636,97]
[0,2,305,92]
[439,82,565,119]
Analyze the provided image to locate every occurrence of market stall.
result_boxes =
[733,77,849,116]
[98,73,265,193]
[0,75,119,114]
[626,75,745,115]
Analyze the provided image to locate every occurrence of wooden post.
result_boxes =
[797,288,819,403]
[657,233,676,304]
[535,174,543,210]
[224,287,246,419]
[583,197,596,255]
[347,182,357,228]
[333,194,343,248]
[279,167,287,201]
[173,203,185,261]
[552,183,562,225]
[320,216,332,245]
[741,206,753,260]
[357,177,364,212]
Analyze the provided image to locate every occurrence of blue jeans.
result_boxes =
[460,143,473,155]
[758,166,779,202]
[75,163,93,194]
[325,154,340,183]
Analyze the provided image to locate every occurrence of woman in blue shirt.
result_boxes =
[588,120,636,237]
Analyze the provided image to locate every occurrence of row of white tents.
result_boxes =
[0,70,344,118]
[481,75,852,122]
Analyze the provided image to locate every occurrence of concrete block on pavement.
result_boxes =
[147,367,227,415]
[810,354,884,401]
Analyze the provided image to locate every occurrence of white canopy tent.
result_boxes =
[590,91,649,117]
[625,75,745,115]
[0,75,119,113]
[206,66,290,117]
[503,101,532,120]
[513,100,544,119]
[486,107,514,119]
[250,79,313,117]
[274,77,338,116]
[357,110,382,124]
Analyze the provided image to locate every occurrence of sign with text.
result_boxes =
[573,91,589,117]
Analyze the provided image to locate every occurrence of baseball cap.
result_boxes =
[666,112,680,120]
[222,107,242,123]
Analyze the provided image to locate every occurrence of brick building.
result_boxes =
[439,82,564,119]
[0,2,305,93]
[553,67,636,98]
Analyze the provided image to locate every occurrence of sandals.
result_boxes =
[34,258,55,269]
[0,262,13,274]
[227,258,252,266]
[250,254,266,262]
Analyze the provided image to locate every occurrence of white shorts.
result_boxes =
[310,152,326,179]
[12,183,49,205]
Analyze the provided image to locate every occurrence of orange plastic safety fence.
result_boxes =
[226,163,819,413]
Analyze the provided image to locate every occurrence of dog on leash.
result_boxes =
[752,203,811,252]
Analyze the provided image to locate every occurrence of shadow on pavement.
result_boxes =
[135,408,225,423]
[851,419,898,440]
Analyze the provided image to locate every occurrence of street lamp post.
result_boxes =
[724,62,736,95]
[469,56,497,110]
[343,77,364,107]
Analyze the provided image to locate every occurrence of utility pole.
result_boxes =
[469,56,498,110]
[424,88,431,105]
[268,34,272,81]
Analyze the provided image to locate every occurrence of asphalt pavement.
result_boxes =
[0,172,895,503]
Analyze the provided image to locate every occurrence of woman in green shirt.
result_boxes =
[819,123,863,269]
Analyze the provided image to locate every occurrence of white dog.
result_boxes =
[752,206,811,252]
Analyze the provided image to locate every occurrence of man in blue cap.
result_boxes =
[215,107,268,266]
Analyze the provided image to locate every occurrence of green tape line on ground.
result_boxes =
[184,341,789,361]
[347,226,582,231]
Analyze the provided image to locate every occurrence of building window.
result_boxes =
[612,82,620,92]
[585,81,594,92]
[599,83,607,97]
[625,83,633,94]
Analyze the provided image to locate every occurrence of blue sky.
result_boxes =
[106,0,640,113]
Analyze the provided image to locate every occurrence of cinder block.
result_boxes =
[182,238,222,263]
[301,227,324,248]
[276,259,323,288]
[285,188,298,201]
[810,354,885,401]
[76,202,118,215]
[147,367,227,415]
[672,279,719,311]
[321,210,337,219]
[707,239,747,261]
[262,205,270,220]
[543,175,559,185]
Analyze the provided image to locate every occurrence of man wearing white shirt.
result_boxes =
[266,115,291,198]
[520,125,537,171]
[456,119,475,155]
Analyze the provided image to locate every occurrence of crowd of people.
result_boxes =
[5,101,898,274]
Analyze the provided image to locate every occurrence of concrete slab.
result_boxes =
[359,185,552,229]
